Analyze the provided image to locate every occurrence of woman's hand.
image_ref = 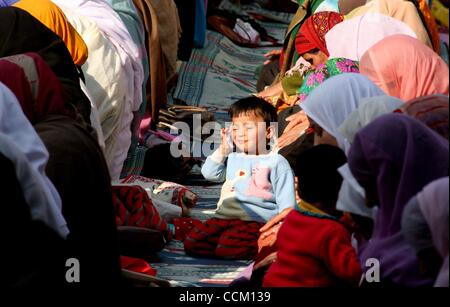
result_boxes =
[263,49,282,65]
[284,110,308,134]
[259,207,293,240]
[253,252,277,271]
[257,81,283,100]
[276,122,309,149]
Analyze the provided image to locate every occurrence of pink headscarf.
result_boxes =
[360,34,449,101]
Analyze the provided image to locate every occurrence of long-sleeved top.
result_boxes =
[263,201,362,287]
[201,149,296,223]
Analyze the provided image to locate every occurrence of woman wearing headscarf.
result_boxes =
[258,1,341,95]
[325,12,418,62]
[360,34,449,101]
[337,93,449,229]
[294,11,344,67]
[0,54,122,286]
[12,0,88,66]
[52,4,129,179]
[348,113,449,286]
[277,57,359,151]
[400,94,449,140]
[299,74,386,242]
[263,11,345,140]
[279,0,340,78]
[339,96,404,143]
[300,73,384,153]
[0,7,91,124]
[52,0,144,180]
[402,177,449,287]
[340,94,449,142]
[346,0,434,51]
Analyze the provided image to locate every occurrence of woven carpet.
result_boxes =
[149,8,291,287]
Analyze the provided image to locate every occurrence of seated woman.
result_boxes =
[263,145,361,287]
[296,73,387,242]
[0,53,122,286]
[348,113,449,286]
[258,11,344,107]
[257,0,340,91]
[276,57,359,152]
[336,94,448,240]
[360,34,449,101]
[278,10,422,152]
[402,177,449,287]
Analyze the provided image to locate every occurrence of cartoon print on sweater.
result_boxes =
[217,169,248,209]
[245,165,273,200]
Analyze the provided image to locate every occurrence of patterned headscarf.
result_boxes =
[399,94,449,140]
[297,57,359,102]
[295,11,344,56]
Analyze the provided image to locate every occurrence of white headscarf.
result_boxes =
[337,163,376,219]
[339,95,404,143]
[301,73,385,220]
[325,12,417,61]
[336,95,405,220]
[301,73,386,154]
[0,82,69,238]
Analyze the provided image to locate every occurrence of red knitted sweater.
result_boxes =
[263,209,362,287]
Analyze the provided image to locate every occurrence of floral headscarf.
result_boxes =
[297,58,359,102]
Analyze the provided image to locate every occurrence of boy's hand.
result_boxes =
[219,127,232,156]
[259,207,293,239]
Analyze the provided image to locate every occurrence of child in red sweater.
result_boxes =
[263,145,362,287]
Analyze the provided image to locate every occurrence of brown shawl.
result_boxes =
[132,0,181,122]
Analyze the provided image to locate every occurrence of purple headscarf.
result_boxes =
[348,113,449,286]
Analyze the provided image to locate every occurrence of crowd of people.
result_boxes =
[0,0,448,287]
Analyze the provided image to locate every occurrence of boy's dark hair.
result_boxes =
[229,96,277,125]
[295,145,347,208]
